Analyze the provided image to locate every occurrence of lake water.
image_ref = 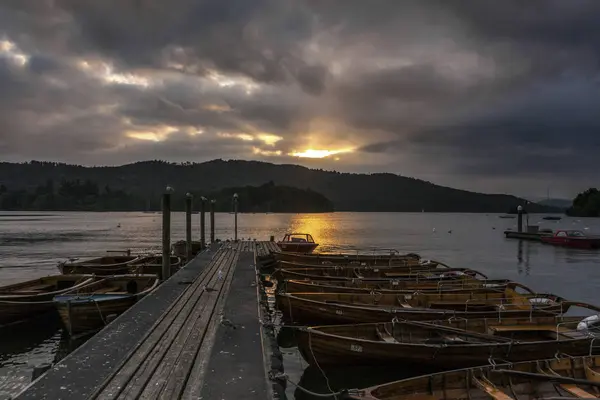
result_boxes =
[1,211,599,398]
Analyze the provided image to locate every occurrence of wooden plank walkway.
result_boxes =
[15,241,273,400]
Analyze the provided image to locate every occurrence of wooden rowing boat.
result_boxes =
[280,278,514,294]
[296,309,600,368]
[0,275,96,326]
[277,258,436,270]
[128,256,183,279]
[60,255,182,278]
[348,355,600,399]
[276,286,570,324]
[272,251,423,266]
[272,267,488,283]
[171,240,203,258]
[54,274,159,335]
[58,255,141,275]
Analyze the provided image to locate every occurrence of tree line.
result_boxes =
[0,179,334,213]
[566,188,600,217]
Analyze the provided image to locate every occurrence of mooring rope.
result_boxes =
[269,372,359,398]
[309,330,339,398]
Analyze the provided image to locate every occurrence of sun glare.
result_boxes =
[289,148,354,159]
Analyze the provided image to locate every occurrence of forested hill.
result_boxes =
[0,160,557,213]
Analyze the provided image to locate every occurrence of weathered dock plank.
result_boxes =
[15,241,274,400]
[197,247,268,399]
[14,248,219,400]
[97,249,234,399]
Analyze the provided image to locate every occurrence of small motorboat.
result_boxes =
[541,229,600,249]
[276,233,319,254]
[54,274,159,335]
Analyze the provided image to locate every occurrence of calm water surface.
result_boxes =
[1,211,599,398]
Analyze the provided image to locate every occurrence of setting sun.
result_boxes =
[289,148,354,159]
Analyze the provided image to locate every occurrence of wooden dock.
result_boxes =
[504,230,551,241]
[15,241,279,400]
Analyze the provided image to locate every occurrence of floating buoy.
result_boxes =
[432,228,436,233]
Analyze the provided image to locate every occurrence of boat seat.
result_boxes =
[400,303,412,308]
[471,375,514,400]
[488,325,557,332]
[585,364,600,383]
[560,330,591,340]
[16,283,55,292]
[560,384,598,398]
[375,326,398,343]
[94,286,122,294]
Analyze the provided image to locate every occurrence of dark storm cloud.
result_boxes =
[1,0,600,196]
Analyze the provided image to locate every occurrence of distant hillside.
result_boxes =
[0,160,559,213]
[535,199,571,210]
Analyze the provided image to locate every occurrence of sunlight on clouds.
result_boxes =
[78,60,151,88]
[203,104,232,112]
[253,147,282,156]
[217,132,282,146]
[289,148,355,159]
[218,132,254,141]
[0,39,29,66]
[206,69,259,95]
[126,126,178,142]
[257,134,282,146]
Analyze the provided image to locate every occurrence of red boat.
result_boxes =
[276,233,319,254]
[541,229,600,249]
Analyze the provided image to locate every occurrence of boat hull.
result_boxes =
[281,279,512,294]
[58,256,140,275]
[542,237,600,249]
[272,251,422,266]
[54,275,158,335]
[55,294,138,335]
[348,355,600,400]
[276,242,319,254]
[276,293,570,325]
[296,322,594,368]
[0,275,96,327]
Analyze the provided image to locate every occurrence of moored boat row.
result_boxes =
[1,251,182,335]
[266,243,600,399]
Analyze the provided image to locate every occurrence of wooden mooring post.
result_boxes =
[210,199,216,243]
[200,196,207,249]
[233,193,239,241]
[185,193,193,261]
[162,189,172,281]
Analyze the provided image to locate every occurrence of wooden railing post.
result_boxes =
[210,199,216,243]
[162,188,172,281]
[185,193,193,261]
[200,196,207,249]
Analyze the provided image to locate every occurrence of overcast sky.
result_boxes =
[1,1,599,198]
